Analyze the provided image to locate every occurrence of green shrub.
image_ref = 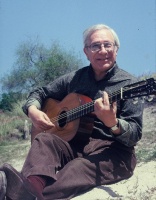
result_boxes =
[0,100,30,144]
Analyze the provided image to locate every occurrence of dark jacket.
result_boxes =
[23,63,143,147]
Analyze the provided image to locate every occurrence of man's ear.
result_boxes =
[83,47,87,55]
[115,46,118,56]
[83,47,89,60]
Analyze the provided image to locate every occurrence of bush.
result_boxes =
[0,100,30,144]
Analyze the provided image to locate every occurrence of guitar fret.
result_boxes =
[62,77,156,125]
[67,101,94,122]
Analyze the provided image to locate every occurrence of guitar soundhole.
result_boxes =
[58,111,67,128]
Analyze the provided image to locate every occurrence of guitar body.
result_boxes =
[31,93,94,142]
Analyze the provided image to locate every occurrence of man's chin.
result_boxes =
[99,64,113,71]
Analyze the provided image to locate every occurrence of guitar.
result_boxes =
[31,78,156,142]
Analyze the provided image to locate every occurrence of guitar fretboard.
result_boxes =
[65,92,122,123]
[54,78,156,125]
[67,101,95,122]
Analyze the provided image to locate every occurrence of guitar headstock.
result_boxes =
[122,78,156,101]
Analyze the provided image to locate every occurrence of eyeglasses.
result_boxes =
[86,42,115,52]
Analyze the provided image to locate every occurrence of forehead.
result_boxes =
[88,29,114,44]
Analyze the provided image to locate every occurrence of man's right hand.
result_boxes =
[28,105,55,132]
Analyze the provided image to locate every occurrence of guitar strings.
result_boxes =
[50,87,130,124]
[50,87,129,123]
[50,78,153,124]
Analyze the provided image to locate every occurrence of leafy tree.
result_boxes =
[1,40,83,93]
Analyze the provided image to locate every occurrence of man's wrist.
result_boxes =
[28,105,38,117]
[109,120,119,131]
[109,119,122,136]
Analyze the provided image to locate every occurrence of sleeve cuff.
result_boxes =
[110,118,132,146]
[22,99,41,115]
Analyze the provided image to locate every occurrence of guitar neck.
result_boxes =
[66,92,121,123]
[66,78,156,123]
[66,101,95,122]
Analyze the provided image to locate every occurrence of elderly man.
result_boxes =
[0,24,143,200]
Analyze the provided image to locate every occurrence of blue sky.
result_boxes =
[0,0,156,84]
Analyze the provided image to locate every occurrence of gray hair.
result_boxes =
[83,24,120,49]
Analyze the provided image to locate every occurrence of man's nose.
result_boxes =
[99,44,107,53]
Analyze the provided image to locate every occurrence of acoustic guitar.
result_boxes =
[31,78,156,142]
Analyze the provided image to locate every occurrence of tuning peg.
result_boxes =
[132,97,139,104]
[146,95,154,102]
[140,96,145,103]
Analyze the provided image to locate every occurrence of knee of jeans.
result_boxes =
[67,157,94,174]
[59,157,96,185]
[34,133,70,151]
[35,132,60,141]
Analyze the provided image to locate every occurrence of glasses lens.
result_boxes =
[104,42,113,50]
[90,43,101,52]
[89,42,114,52]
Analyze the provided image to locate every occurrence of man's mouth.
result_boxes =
[97,57,109,61]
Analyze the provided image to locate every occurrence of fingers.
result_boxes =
[102,91,110,106]
[31,110,54,131]
[39,113,54,129]
[94,91,109,109]
[28,105,54,132]
[111,101,117,113]
[94,91,118,127]
[43,113,53,124]
[102,92,117,112]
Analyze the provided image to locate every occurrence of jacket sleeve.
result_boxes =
[110,97,144,147]
[22,75,69,115]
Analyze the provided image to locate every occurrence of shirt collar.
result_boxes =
[89,62,118,81]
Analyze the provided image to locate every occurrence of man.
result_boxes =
[0,24,143,200]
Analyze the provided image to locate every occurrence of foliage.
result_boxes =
[0,93,14,111]
[138,72,156,80]
[0,39,83,110]
[0,99,29,144]
[0,92,26,112]
[1,40,83,93]
[135,100,156,162]
[11,100,27,117]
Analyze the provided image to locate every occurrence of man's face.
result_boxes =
[84,29,118,75]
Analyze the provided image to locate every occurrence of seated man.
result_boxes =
[0,24,143,200]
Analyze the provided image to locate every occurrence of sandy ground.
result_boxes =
[72,161,156,200]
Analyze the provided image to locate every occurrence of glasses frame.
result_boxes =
[86,42,116,52]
